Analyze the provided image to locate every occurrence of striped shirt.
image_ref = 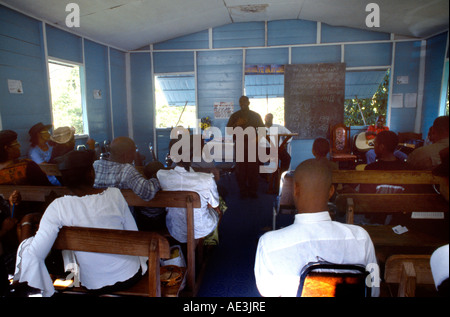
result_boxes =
[93,159,160,201]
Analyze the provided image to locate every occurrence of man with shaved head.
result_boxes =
[254,159,379,297]
[94,136,160,200]
[93,137,163,230]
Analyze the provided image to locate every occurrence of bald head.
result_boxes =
[109,137,136,164]
[293,159,334,213]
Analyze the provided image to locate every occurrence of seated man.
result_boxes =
[254,159,379,297]
[365,115,407,164]
[13,150,147,297]
[93,137,162,229]
[365,131,409,172]
[408,116,449,170]
[157,135,221,243]
[312,137,338,171]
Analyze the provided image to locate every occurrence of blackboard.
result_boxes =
[284,63,346,139]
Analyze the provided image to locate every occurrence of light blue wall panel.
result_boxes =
[197,50,243,133]
[153,30,209,50]
[110,48,128,138]
[153,51,195,73]
[84,40,111,143]
[345,43,392,67]
[0,5,51,154]
[213,22,265,48]
[130,52,154,159]
[290,139,315,170]
[268,20,316,46]
[245,47,288,65]
[390,41,421,133]
[422,32,448,135]
[291,45,341,64]
[321,23,390,43]
[46,25,82,63]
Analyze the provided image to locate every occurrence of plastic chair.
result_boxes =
[297,261,371,297]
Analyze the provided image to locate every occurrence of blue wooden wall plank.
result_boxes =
[268,20,317,46]
[345,43,392,67]
[84,40,111,143]
[213,22,265,48]
[321,23,391,43]
[153,30,209,50]
[46,25,83,63]
[246,47,289,65]
[130,52,154,159]
[291,45,341,64]
[110,48,128,138]
[197,50,243,132]
[153,51,195,73]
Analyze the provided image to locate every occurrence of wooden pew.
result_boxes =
[332,170,449,224]
[52,226,171,297]
[0,185,202,296]
[384,254,435,297]
[333,170,449,265]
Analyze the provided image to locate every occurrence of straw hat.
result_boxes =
[50,126,75,144]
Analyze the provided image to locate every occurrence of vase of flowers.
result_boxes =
[200,116,212,131]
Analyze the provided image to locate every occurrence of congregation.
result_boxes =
[0,110,448,297]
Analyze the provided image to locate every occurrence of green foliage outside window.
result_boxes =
[344,71,390,127]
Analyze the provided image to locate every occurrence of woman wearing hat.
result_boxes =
[28,123,60,186]
[0,130,51,187]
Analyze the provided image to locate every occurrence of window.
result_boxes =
[48,60,85,134]
[244,65,285,125]
[344,69,390,126]
[154,74,197,128]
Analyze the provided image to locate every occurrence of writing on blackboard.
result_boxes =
[284,63,346,139]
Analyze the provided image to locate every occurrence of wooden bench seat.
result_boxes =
[0,185,203,296]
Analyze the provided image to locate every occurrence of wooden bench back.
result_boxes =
[53,226,170,257]
[0,185,201,208]
[331,170,449,224]
[52,226,170,297]
[332,170,443,185]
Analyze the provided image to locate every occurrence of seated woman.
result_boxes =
[13,150,147,297]
[27,122,61,186]
[157,135,222,244]
[0,130,51,187]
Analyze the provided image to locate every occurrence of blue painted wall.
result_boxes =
[1,4,448,168]
[129,52,154,160]
[0,5,50,153]
[390,41,422,133]
[422,32,448,135]
[0,5,128,156]
[110,49,128,138]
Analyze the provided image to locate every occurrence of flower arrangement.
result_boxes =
[200,116,212,130]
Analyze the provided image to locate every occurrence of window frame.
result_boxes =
[47,57,88,136]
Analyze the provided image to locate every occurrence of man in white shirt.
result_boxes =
[157,135,221,243]
[254,159,379,297]
[264,113,293,193]
[14,150,146,297]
